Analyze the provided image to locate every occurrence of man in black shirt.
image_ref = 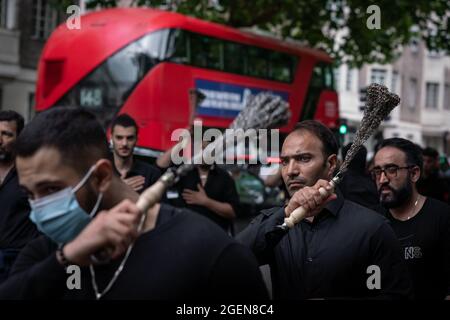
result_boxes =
[160,138,240,234]
[111,114,160,194]
[417,147,450,204]
[0,111,39,284]
[338,143,382,213]
[372,138,450,299]
[237,120,412,299]
[0,108,268,300]
[164,162,240,234]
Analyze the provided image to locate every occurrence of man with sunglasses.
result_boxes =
[372,138,450,300]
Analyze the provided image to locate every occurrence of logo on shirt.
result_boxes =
[404,246,422,260]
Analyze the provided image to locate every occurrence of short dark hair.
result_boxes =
[16,108,110,174]
[378,138,423,171]
[422,147,439,159]
[0,110,25,135]
[111,114,138,134]
[292,120,339,158]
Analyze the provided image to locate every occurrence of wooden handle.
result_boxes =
[136,180,167,213]
[91,172,174,265]
[283,182,335,229]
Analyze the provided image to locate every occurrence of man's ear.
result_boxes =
[326,154,337,179]
[410,166,421,183]
[93,159,113,193]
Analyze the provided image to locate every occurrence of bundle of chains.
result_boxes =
[337,83,400,178]
[173,92,291,181]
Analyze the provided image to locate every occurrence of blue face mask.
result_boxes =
[29,165,103,244]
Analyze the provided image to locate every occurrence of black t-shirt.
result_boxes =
[124,159,161,194]
[163,166,240,231]
[0,167,39,250]
[385,197,450,299]
[0,204,268,300]
[417,172,450,204]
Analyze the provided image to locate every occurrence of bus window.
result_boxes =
[169,29,297,83]
[190,33,222,70]
[269,51,296,82]
[167,29,189,64]
[224,41,245,74]
[324,64,334,89]
[310,64,323,87]
[246,47,268,78]
[300,62,335,121]
[56,29,172,127]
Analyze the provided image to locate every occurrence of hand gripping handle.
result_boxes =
[283,179,337,229]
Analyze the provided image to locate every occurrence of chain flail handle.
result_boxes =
[280,175,341,230]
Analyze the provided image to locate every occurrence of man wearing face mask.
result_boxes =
[372,138,450,300]
[0,111,39,284]
[163,139,240,235]
[0,108,268,300]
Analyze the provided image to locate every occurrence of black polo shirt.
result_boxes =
[237,188,413,299]
[0,167,39,250]
[124,159,161,194]
[162,165,240,231]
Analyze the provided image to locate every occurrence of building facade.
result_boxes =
[0,0,69,121]
[337,41,450,158]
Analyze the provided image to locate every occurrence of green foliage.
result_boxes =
[81,0,449,66]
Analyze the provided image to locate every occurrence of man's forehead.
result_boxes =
[0,120,17,132]
[113,125,136,135]
[16,147,78,185]
[281,130,322,155]
[374,146,407,165]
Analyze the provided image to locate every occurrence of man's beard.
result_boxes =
[80,182,102,217]
[0,149,13,163]
[114,147,132,159]
[284,160,329,197]
[379,178,413,209]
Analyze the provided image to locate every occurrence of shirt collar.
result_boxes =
[126,157,144,177]
[0,166,17,187]
[129,157,139,172]
[324,186,345,217]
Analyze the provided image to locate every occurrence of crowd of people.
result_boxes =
[0,106,449,300]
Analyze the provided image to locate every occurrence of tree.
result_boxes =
[76,0,449,66]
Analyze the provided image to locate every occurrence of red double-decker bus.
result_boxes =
[35,8,339,158]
